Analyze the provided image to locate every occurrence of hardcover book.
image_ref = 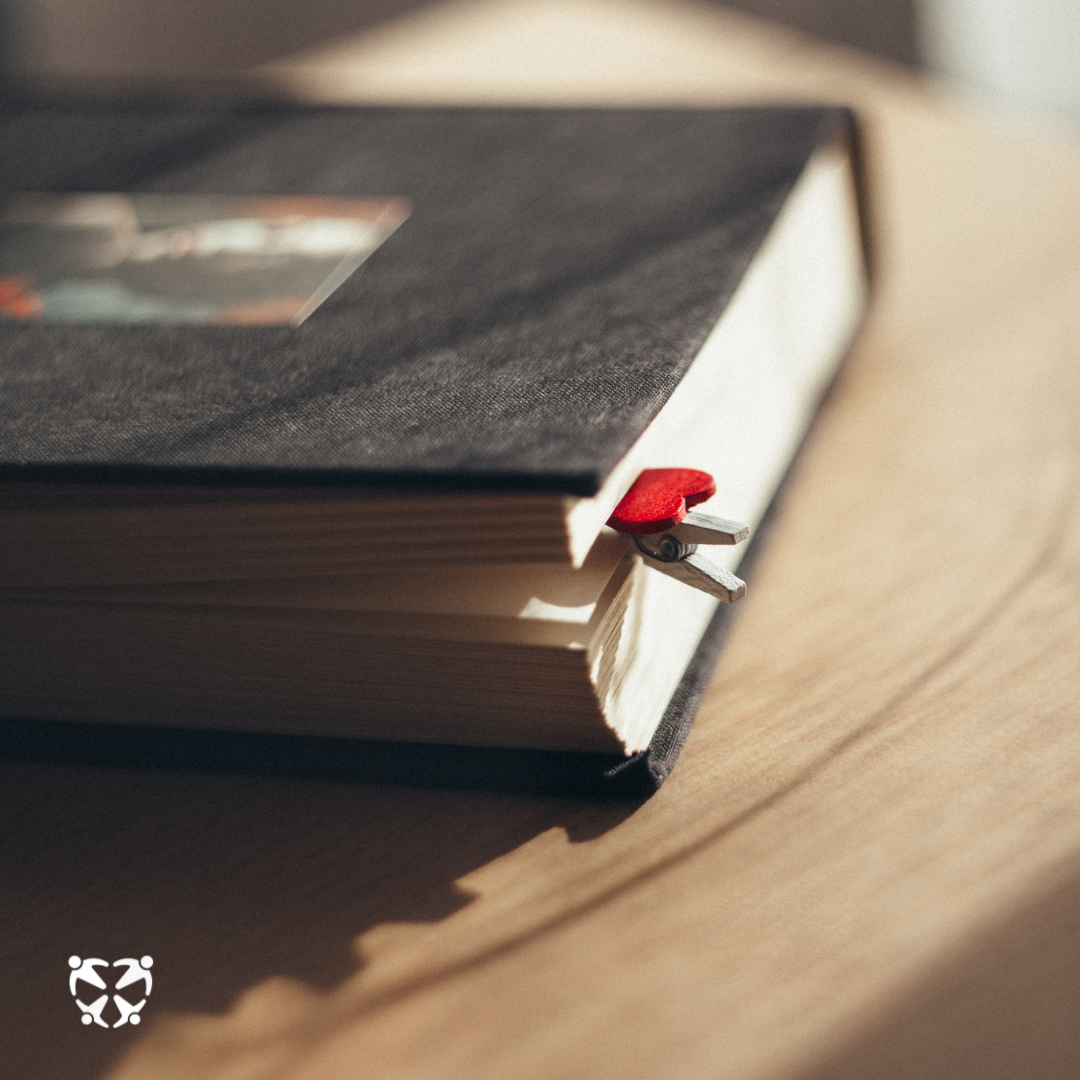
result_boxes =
[0,97,868,794]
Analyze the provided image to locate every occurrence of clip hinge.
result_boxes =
[632,507,750,603]
[633,532,747,603]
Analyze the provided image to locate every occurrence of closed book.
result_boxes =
[0,98,868,793]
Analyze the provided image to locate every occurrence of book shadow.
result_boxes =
[0,739,640,1080]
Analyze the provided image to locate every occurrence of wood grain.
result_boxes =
[4,1,1080,1078]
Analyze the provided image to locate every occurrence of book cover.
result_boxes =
[0,98,859,488]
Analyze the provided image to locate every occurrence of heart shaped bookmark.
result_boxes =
[606,468,751,603]
[606,468,717,535]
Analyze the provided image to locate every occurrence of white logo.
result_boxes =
[69,955,153,1028]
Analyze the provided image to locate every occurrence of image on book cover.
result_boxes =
[0,193,411,326]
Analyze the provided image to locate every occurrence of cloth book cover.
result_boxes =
[0,94,867,795]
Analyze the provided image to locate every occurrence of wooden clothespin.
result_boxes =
[607,469,750,603]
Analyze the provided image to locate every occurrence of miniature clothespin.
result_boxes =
[607,469,750,603]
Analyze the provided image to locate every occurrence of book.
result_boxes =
[0,96,868,794]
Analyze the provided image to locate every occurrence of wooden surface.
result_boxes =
[6,1,1080,1077]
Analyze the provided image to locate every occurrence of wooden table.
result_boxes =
[5,2,1080,1077]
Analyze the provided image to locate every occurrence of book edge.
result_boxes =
[0,432,788,798]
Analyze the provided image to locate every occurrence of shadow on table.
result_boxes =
[0,753,638,1080]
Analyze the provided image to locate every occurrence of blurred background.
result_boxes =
[2,0,916,76]
[0,0,1077,131]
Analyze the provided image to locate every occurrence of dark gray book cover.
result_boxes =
[0,97,861,794]
[0,98,855,492]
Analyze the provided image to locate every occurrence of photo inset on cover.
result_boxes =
[0,193,411,326]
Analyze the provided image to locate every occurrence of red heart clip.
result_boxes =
[606,468,717,535]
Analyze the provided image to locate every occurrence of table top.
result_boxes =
[5,2,1080,1078]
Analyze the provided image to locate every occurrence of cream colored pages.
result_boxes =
[11,528,630,623]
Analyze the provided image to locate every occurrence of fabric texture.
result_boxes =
[0,97,849,494]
